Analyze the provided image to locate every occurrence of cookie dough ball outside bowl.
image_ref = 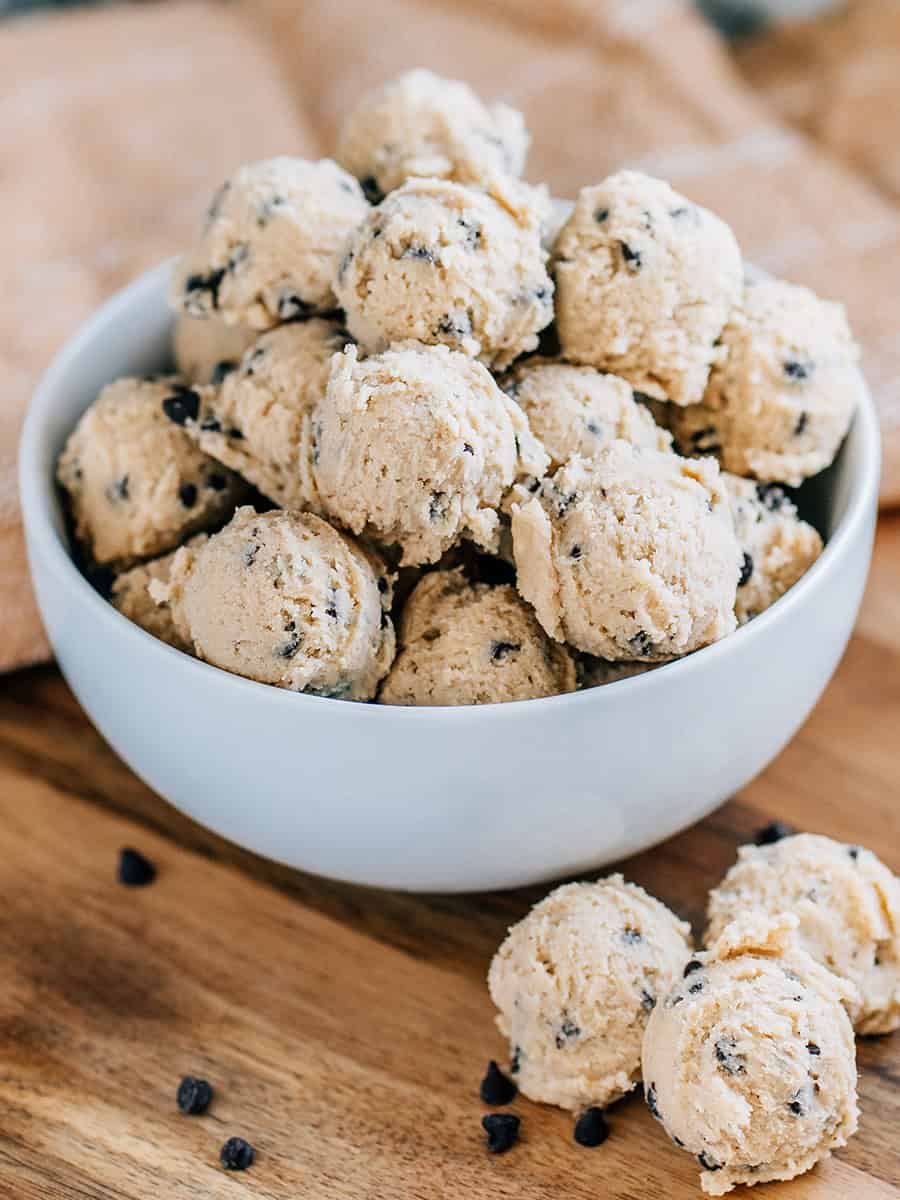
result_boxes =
[333,174,554,370]
[171,157,368,330]
[313,342,548,567]
[156,507,395,700]
[642,913,858,1195]
[379,568,576,706]
[488,878,692,1112]
[512,441,741,661]
[56,377,245,566]
[335,68,529,200]
[552,171,742,406]
[669,278,866,486]
[707,833,900,1034]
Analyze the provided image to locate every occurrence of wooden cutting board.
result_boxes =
[1,519,899,1199]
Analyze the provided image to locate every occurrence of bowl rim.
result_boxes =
[19,259,882,722]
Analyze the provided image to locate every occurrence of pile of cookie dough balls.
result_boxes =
[489,829,900,1193]
[57,67,862,705]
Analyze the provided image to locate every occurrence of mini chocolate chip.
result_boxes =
[490,641,521,663]
[534,285,551,304]
[555,1017,581,1048]
[278,292,313,321]
[807,1042,821,1056]
[177,1076,213,1115]
[787,1094,806,1117]
[569,544,583,560]
[210,360,237,385]
[360,175,383,204]
[632,390,655,405]
[715,1037,746,1076]
[200,414,222,433]
[794,411,808,436]
[179,483,198,508]
[483,1113,520,1154]
[699,1152,722,1171]
[641,989,656,1012]
[585,420,603,437]
[739,552,753,587]
[227,426,244,440]
[645,1083,662,1120]
[684,960,703,977]
[620,242,642,271]
[183,268,225,312]
[220,1137,255,1171]
[574,1108,609,1147]
[207,472,228,492]
[162,387,201,426]
[118,847,156,887]
[622,927,642,945]
[227,243,249,272]
[463,442,474,455]
[756,482,787,512]
[458,218,482,249]
[510,1046,522,1075]
[429,492,449,521]
[755,820,793,845]
[402,243,435,262]
[435,313,472,339]
[848,846,860,860]
[784,359,813,382]
[276,634,302,660]
[670,206,690,218]
[325,604,338,619]
[688,979,704,994]
[105,475,130,503]
[595,207,609,223]
[630,631,655,657]
[257,194,286,226]
[242,542,260,567]
[672,1135,685,1149]
[480,1060,517,1106]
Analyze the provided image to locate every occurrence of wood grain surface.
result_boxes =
[1,518,899,1199]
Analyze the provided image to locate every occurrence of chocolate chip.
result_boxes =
[220,1137,255,1171]
[480,1060,517,1106]
[402,243,435,262]
[435,313,472,339]
[569,544,583,560]
[162,386,201,426]
[739,552,753,587]
[490,641,521,663]
[620,242,642,271]
[200,414,222,433]
[227,243,249,272]
[670,206,690,218]
[787,1092,807,1117]
[458,218,482,249]
[645,1082,662,1120]
[463,442,474,455]
[574,1108,609,1147]
[622,927,642,945]
[595,207,609,223]
[278,292,313,321]
[207,472,228,492]
[242,541,260,567]
[183,268,225,313]
[510,1047,522,1075]
[276,634,302,660]
[848,846,860,860]
[807,1042,821,1056]
[429,492,449,521]
[257,194,286,226]
[784,359,813,382]
[794,411,808,437]
[118,847,156,887]
[210,360,237,385]
[227,426,244,440]
[699,1152,722,1171]
[179,482,198,509]
[360,175,383,205]
[641,989,656,1011]
[684,960,703,977]
[629,631,654,657]
[715,1037,746,1076]
[482,1113,520,1154]
[177,1076,213,1115]
[755,820,793,845]
[755,482,787,512]
[688,979,704,994]
[534,285,552,304]
[105,475,130,503]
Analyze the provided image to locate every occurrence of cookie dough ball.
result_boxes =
[724,475,823,624]
[111,536,206,651]
[335,68,528,199]
[512,442,740,660]
[378,568,575,706]
[157,508,395,700]
[707,834,900,1034]
[172,314,257,385]
[488,878,692,1111]
[181,319,350,510]
[642,913,858,1195]
[333,175,553,369]
[668,279,865,485]
[314,343,548,566]
[553,171,742,406]
[171,157,368,330]
[501,359,672,473]
[578,657,662,688]
[56,377,245,565]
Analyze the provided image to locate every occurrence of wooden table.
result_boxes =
[2,519,899,1200]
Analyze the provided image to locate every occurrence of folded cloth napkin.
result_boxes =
[3,0,899,673]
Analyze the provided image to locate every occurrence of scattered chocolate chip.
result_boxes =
[162,386,201,426]
[105,475,130,503]
[220,1137,255,1171]
[490,641,521,664]
[278,292,313,321]
[574,1108,609,1147]
[622,927,642,945]
[699,1152,722,1172]
[207,472,228,492]
[210,360,237,385]
[794,411,808,437]
[480,1060,517,1106]
[595,207,609,223]
[807,1042,821,1056]
[177,1076,213,1115]
[684,960,703,977]
[783,359,813,382]
[715,1038,746,1076]
[641,989,656,1011]
[483,1113,520,1154]
[360,175,383,205]
[645,1082,662,1120]
[739,552,753,587]
[118,847,156,887]
[620,242,642,271]
[179,482,198,509]
[755,820,793,845]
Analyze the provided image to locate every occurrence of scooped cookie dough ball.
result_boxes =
[724,475,823,624]
[314,343,548,566]
[180,319,351,510]
[668,279,865,485]
[56,377,245,566]
[171,157,368,330]
[642,913,858,1195]
[333,175,554,369]
[378,568,575,706]
[553,172,742,406]
[488,878,692,1112]
[157,507,395,700]
[111,536,207,651]
[501,359,671,474]
[172,314,257,385]
[707,834,900,1034]
[335,68,528,200]
[512,442,740,660]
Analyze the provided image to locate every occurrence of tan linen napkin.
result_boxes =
[0,0,313,672]
[252,0,900,506]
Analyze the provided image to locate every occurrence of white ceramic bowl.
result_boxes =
[20,262,880,892]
